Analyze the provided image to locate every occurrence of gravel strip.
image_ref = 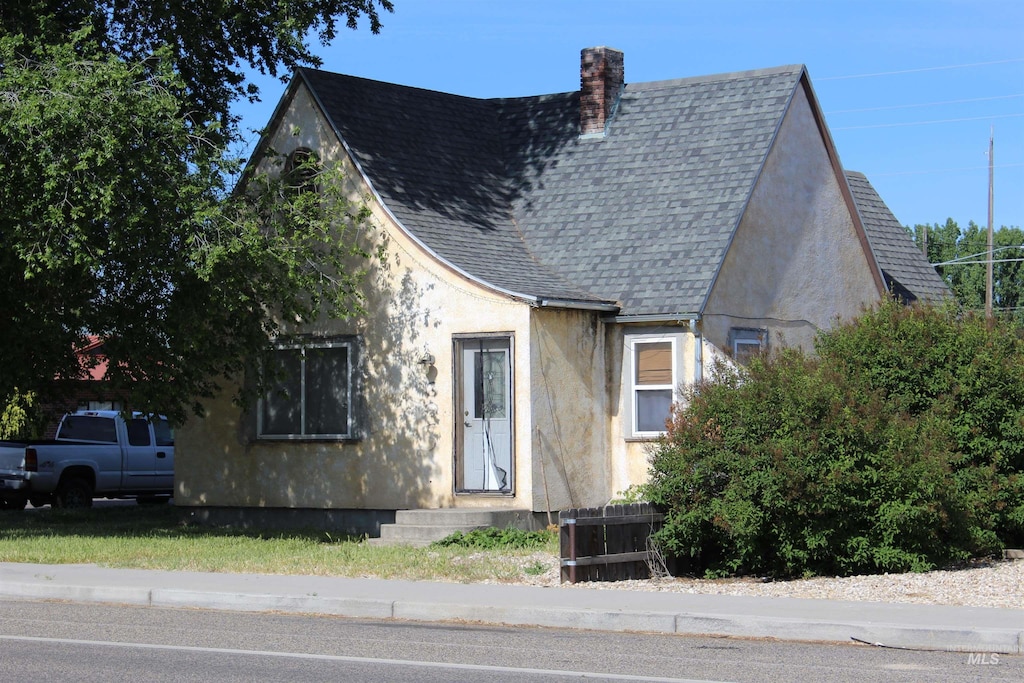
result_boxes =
[496,554,1024,610]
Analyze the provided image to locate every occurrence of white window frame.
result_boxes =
[628,335,677,438]
[257,338,356,440]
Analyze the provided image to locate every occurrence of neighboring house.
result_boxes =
[176,47,945,534]
[41,336,124,438]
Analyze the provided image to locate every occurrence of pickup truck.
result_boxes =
[0,410,174,509]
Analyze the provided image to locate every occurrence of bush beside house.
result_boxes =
[646,300,1024,579]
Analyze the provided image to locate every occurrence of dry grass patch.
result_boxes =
[0,505,558,583]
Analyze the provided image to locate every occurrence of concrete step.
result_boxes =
[377,523,477,546]
[372,508,535,547]
[394,508,533,529]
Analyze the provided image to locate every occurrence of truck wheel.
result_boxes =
[54,478,94,509]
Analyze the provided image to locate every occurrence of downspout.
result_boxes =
[690,318,703,385]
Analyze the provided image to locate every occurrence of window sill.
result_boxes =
[256,435,361,443]
[454,490,515,496]
[624,435,664,443]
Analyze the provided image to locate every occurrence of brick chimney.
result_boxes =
[580,46,624,137]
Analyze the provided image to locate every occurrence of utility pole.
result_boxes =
[986,129,994,322]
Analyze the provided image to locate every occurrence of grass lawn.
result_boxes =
[0,505,557,583]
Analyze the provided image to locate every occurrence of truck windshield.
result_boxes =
[59,416,117,443]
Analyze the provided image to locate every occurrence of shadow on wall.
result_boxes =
[180,228,445,512]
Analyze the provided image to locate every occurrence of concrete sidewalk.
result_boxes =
[1,562,1020,654]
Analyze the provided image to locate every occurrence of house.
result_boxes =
[39,336,125,438]
[176,47,946,535]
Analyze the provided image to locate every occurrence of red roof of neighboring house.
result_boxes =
[77,336,109,381]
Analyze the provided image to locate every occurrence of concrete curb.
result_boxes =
[2,565,1021,654]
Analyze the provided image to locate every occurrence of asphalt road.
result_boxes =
[1,601,1019,682]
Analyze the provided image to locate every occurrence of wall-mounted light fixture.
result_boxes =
[419,352,437,385]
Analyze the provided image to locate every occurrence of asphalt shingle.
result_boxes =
[300,65,941,315]
[846,171,950,303]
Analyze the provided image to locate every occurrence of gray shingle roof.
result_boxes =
[501,68,803,316]
[299,65,897,316]
[846,171,950,303]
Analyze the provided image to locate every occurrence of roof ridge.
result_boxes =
[299,64,806,104]
[296,66,489,103]
[622,64,805,91]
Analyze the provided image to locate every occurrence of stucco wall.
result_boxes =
[702,83,881,354]
[605,323,699,496]
[528,308,608,512]
[176,83,536,512]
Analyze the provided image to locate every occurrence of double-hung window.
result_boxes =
[629,336,676,436]
[259,339,357,440]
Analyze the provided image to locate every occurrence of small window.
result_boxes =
[258,339,357,440]
[730,328,767,364]
[153,419,175,447]
[474,350,507,419]
[77,400,122,412]
[127,419,152,447]
[629,337,676,436]
[283,147,319,192]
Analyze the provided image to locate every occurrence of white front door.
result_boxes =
[456,338,513,493]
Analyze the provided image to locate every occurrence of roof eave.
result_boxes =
[538,298,620,312]
[236,73,307,191]
[603,312,700,324]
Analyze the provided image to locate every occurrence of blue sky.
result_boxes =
[235,0,1024,231]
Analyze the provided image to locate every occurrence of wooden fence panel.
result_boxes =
[580,506,602,582]
[605,504,623,582]
[558,508,575,584]
[559,503,664,584]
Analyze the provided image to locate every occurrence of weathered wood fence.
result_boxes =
[558,503,664,584]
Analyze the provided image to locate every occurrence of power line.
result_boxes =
[826,93,1024,115]
[832,112,1024,130]
[932,246,1024,267]
[935,257,1024,266]
[870,163,1024,178]
[818,58,1024,81]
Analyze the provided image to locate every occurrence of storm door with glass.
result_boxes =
[455,337,513,493]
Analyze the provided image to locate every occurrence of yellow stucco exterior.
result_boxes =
[176,83,616,518]
[176,74,886,526]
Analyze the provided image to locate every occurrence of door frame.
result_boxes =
[453,333,515,495]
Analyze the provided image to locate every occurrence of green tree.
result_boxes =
[913,219,1024,319]
[1,1,393,138]
[0,32,377,424]
[0,2,392,422]
[0,390,44,440]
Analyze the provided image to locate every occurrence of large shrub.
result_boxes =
[646,301,1024,578]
